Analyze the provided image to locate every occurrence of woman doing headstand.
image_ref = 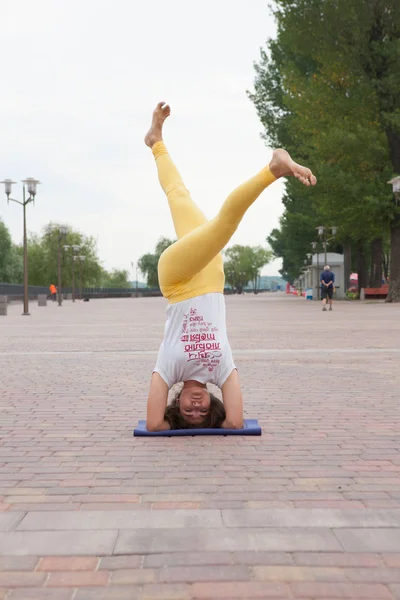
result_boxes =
[145,102,316,431]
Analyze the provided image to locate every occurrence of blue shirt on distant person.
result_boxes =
[320,268,335,288]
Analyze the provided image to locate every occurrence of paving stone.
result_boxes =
[190,581,290,598]
[74,590,142,600]
[223,508,400,528]
[290,581,392,598]
[99,555,142,570]
[7,590,74,599]
[17,509,222,530]
[334,528,400,552]
[0,512,25,531]
[390,584,400,600]
[383,554,400,567]
[1,295,400,597]
[47,570,110,586]
[293,552,383,567]
[0,530,117,555]
[158,564,250,582]
[143,552,236,567]
[38,556,99,571]
[111,568,157,584]
[114,527,341,553]
[74,586,176,599]
[0,571,46,586]
[0,556,39,570]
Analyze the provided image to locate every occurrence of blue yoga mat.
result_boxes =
[133,419,262,437]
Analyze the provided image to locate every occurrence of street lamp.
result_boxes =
[239,271,247,294]
[131,261,140,298]
[1,177,41,316]
[77,255,86,300]
[52,225,69,306]
[311,241,321,300]
[316,225,338,266]
[64,245,81,302]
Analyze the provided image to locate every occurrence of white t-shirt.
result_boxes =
[154,293,236,388]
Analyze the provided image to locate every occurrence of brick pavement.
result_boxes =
[0,294,400,599]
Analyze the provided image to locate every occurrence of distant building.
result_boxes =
[129,281,147,289]
[247,276,287,292]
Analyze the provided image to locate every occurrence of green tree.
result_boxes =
[138,237,175,288]
[224,245,273,294]
[0,219,23,283]
[249,0,399,298]
[26,222,103,288]
[101,268,131,288]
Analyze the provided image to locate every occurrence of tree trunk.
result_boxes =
[356,244,368,296]
[369,238,383,288]
[386,128,400,302]
[383,252,390,281]
[386,129,400,175]
[387,221,400,302]
[343,243,352,293]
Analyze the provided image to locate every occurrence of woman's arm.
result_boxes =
[146,372,171,432]
[221,369,244,429]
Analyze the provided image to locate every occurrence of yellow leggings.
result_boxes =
[153,141,277,304]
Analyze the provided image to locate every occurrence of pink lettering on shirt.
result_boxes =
[180,307,221,372]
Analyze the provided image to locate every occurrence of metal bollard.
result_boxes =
[38,294,47,307]
[0,295,8,316]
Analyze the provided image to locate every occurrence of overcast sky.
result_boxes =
[1,0,285,279]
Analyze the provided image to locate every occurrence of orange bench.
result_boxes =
[364,284,389,299]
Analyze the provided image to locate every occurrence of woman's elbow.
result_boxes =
[146,420,160,432]
[146,419,170,432]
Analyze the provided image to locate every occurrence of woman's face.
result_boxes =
[178,382,211,425]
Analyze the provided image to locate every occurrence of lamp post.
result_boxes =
[239,271,246,294]
[53,226,68,306]
[1,178,40,316]
[306,253,313,295]
[131,261,140,298]
[78,255,86,300]
[63,245,81,302]
[316,225,338,266]
[311,241,320,300]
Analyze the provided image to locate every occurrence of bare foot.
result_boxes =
[144,102,171,148]
[269,148,317,186]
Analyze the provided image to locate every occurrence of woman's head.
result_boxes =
[164,381,225,429]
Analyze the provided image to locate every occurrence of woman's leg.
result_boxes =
[152,141,207,239]
[159,149,316,291]
[158,164,277,287]
[145,102,316,298]
[145,103,224,299]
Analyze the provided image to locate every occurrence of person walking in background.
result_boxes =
[49,283,57,302]
[320,266,334,311]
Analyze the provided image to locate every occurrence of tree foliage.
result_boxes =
[27,223,103,287]
[0,219,23,283]
[0,219,131,289]
[224,245,273,293]
[138,237,175,288]
[249,0,400,298]
[100,268,131,288]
